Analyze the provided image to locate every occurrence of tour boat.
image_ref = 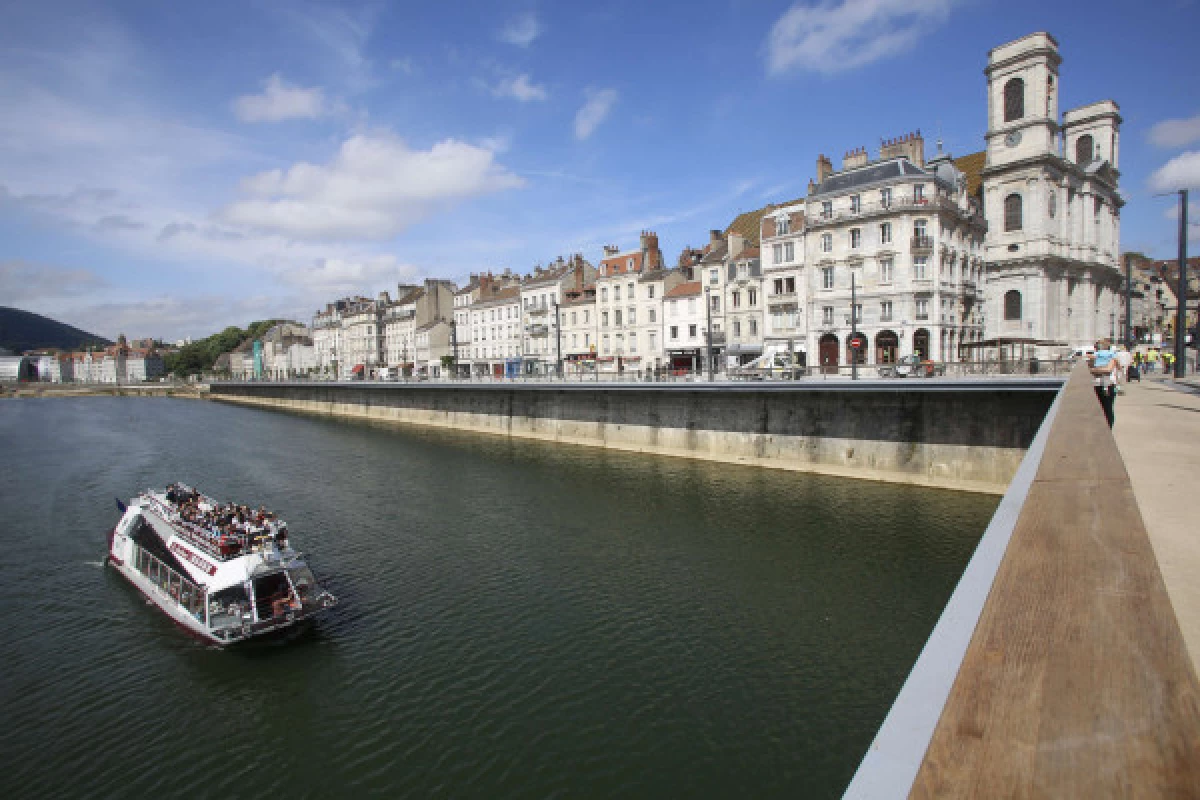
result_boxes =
[106,484,337,645]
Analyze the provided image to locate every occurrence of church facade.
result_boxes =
[980,32,1123,357]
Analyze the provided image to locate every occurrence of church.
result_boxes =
[979,32,1123,358]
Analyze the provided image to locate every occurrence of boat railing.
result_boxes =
[131,543,206,624]
[144,494,279,562]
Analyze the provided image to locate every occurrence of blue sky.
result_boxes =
[2,0,1198,341]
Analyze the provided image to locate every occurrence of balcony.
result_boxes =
[911,235,934,252]
[526,324,549,337]
[768,292,798,307]
[526,305,549,317]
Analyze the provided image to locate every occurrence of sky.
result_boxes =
[1,0,1198,342]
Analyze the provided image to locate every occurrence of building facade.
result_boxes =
[980,32,1123,356]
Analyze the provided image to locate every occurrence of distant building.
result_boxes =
[596,231,665,374]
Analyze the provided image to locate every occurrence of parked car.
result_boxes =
[877,354,944,378]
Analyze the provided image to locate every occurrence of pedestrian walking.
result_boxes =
[1089,339,1118,428]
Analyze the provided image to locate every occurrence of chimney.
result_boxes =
[728,232,746,259]
[640,230,661,270]
[709,229,723,245]
[816,153,833,184]
[880,130,925,166]
[843,146,868,170]
[603,244,619,257]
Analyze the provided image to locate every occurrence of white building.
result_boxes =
[596,232,665,374]
[663,281,707,373]
[313,299,359,379]
[635,267,685,374]
[802,133,986,371]
[520,255,596,375]
[342,299,382,379]
[560,282,598,373]
[381,279,456,375]
[453,271,523,377]
[759,205,808,365]
[470,286,523,377]
[723,246,765,368]
[980,32,1123,357]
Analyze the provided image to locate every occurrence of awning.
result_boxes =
[725,344,763,356]
[351,364,365,374]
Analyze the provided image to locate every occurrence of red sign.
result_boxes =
[170,541,218,576]
[849,334,866,349]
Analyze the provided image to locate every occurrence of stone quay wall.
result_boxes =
[208,380,1062,494]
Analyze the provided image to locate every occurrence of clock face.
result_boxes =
[1005,131,1022,147]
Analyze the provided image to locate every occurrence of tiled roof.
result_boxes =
[954,151,986,199]
[699,240,728,265]
[665,281,702,298]
[733,246,760,260]
[473,286,521,307]
[725,198,806,245]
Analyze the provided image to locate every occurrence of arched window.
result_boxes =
[1004,290,1022,321]
[1003,78,1024,122]
[1075,134,1094,165]
[1004,193,1023,232]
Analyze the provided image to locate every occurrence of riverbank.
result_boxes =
[209,380,1061,494]
[1,383,204,399]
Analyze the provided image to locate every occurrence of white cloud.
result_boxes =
[233,73,326,123]
[492,73,547,102]
[1149,114,1200,149]
[574,89,618,140]
[498,12,542,47]
[766,0,958,75]
[221,131,525,240]
[1149,151,1200,193]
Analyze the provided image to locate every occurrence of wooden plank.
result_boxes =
[910,365,1200,797]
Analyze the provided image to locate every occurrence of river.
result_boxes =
[0,397,995,798]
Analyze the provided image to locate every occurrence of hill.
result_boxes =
[0,306,112,353]
[164,319,295,376]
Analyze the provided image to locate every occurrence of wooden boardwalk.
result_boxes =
[910,365,1200,797]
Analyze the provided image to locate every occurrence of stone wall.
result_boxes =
[209,381,1061,494]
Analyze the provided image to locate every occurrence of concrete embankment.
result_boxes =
[209,380,1061,494]
[3,383,203,399]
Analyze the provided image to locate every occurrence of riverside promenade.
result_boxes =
[1114,375,1200,669]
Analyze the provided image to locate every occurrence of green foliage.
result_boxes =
[440,355,455,369]
[163,319,293,377]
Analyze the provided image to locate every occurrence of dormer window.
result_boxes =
[880,188,892,208]
[627,258,635,270]
[821,201,832,219]
[850,195,860,213]
[777,215,790,235]
[914,184,924,203]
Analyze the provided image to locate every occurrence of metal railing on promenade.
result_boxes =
[208,358,1072,387]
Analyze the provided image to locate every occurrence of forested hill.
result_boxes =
[0,307,111,353]
[165,319,294,376]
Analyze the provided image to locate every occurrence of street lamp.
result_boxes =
[704,285,715,382]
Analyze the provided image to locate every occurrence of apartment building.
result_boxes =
[520,255,596,375]
[560,281,598,373]
[724,246,764,367]
[470,286,523,377]
[595,231,665,373]
[381,278,455,375]
[663,281,707,373]
[760,204,808,364]
[803,132,986,371]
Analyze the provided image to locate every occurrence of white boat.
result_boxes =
[106,484,337,646]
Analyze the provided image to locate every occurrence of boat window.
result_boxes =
[208,585,251,631]
[254,572,296,621]
[287,565,321,609]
